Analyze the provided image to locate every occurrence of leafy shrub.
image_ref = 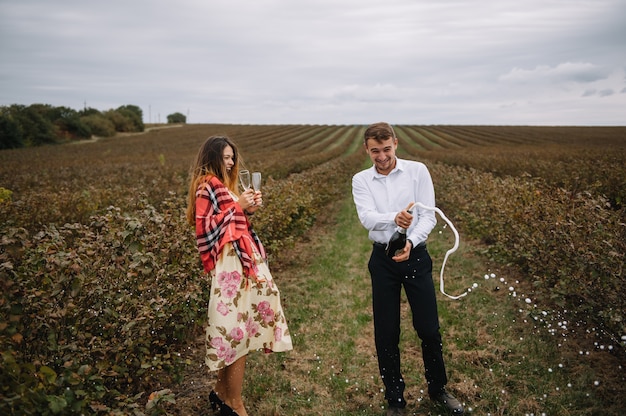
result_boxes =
[0,112,24,149]
[254,152,364,253]
[80,114,117,137]
[431,163,625,341]
[116,105,144,132]
[50,107,93,141]
[0,197,209,414]
[422,140,626,210]
[105,110,136,133]
[166,113,186,124]
[0,187,12,204]
[0,103,146,148]
[6,104,58,147]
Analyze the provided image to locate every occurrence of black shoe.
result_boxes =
[209,390,223,412]
[430,389,464,414]
[219,402,240,416]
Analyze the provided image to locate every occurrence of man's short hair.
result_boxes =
[364,122,396,144]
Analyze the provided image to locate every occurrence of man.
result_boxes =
[352,122,464,415]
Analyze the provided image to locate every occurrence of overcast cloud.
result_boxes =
[1,0,625,125]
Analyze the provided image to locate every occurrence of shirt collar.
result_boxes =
[372,157,403,179]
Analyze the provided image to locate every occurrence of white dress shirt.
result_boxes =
[352,157,437,247]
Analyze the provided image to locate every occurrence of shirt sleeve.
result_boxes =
[407,164,437,246]
[352,172,396,231]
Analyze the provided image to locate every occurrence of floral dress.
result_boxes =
[195,176,292,371]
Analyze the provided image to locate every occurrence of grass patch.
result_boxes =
[233,195,625,415]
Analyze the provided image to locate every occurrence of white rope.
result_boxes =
[413,202,468,300]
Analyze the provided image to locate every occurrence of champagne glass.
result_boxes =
[252,172,261,192]
[239,170,251,191]
[252,172,262,206]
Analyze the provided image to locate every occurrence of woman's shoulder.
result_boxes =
[204,174,221,186]
[200,175,227,191]
[197,175,227,197]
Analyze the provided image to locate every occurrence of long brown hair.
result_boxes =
[186,135,244,226]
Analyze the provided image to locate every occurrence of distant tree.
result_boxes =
[16,104,58,146]
[167,112,187,124]
[0,108,24,149]
[79,107,102,117]
[51,106,91,140]
[116,105,144,132]
[80,114,116,137]
[0,103,145,148]
[45,105,74,120]
[117,104,143,118]
[105,109,135,132]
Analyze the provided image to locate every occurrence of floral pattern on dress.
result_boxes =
[205,243,292,370]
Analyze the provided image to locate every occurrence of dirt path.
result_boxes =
[166,195,626,415]
[70,123,183,145]
[169,198,347,415]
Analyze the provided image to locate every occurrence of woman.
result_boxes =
[186,136,293,416]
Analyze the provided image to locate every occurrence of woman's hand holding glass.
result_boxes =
[239,188,257,212]
[239,170,262,213]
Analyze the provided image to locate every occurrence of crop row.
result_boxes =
[431,162,625,343]
[393,126,626,209]
[0,124,624,414]
[394,125,626,150]
[0,125,365,414]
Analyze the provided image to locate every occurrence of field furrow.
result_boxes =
[0,123,624,415]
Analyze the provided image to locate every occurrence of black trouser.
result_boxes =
[368,243,448,408]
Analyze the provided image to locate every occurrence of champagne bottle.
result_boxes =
[386,206,413,258]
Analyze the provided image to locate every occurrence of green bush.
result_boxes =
[105,109,136,133]
[166,112,186,124]
[0,103,146,147]
[254,152,364,253]
[81,114,116,137]
[0,187,12,203]
[117,105,144,132]
[0,112,24,149]
[10,104,58,146]
[431,163,625,341]
[0,198,209,414]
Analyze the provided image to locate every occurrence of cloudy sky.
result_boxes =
[1,0,625,125]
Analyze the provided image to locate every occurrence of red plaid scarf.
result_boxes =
[195,175,266,278]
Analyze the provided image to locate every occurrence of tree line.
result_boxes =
[0,104,190,150]
[0,103,146,149]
